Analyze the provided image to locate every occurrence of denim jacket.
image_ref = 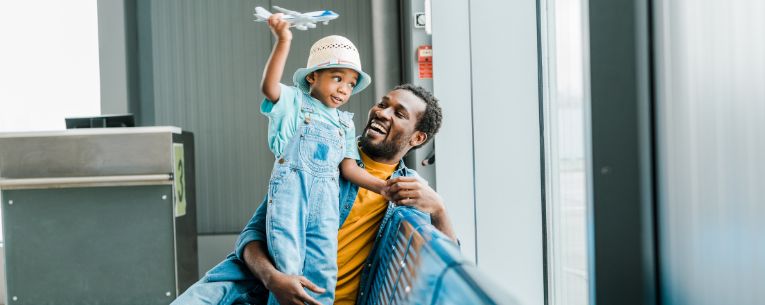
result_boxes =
[203,157,426,301]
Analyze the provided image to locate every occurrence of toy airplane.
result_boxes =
[254,6,339,31]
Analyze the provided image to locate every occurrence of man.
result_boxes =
[173,84,457,305]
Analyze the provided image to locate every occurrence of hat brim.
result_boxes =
[293,63,371,96]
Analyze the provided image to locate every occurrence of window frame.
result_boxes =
[584,0,659,304]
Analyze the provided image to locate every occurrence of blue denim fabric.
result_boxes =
[179,154,420,304]
[170,277,267,305]
[263,101,349,305]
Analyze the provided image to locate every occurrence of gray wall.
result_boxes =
[0,245,4,304]
[97,0,130,115]
[399,0,435,184]
[654,0,765,304]
[106,0,383,233]
[197,234,238,278]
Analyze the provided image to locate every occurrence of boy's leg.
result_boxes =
[302,176,341,304]
[171,278,262,305]
[266,170,309,305]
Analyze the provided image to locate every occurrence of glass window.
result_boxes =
[540,0,590,304]
[0,0,101,133]
[655,0,765,303]
[0,0,101,243]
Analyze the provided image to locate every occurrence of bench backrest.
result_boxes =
[358,207,517,305]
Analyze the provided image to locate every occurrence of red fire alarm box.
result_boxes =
[417,45,433,79]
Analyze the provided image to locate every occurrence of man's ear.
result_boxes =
[306,72,316,85]
[409,131,427,148]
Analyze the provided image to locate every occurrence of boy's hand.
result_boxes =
[385,176,444,214]
[386,176,459,242]
[267,13,292,41]
[381,183,393,202]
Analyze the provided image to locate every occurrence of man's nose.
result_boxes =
[338,85,349,95]
[374,107,392,120]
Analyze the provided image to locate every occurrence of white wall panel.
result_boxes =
[432,0,477,264]
[433,0,544,304]
[470,0,544,303]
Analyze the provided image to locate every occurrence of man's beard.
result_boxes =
[359,129,406,160]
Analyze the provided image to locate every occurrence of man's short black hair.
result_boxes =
[394,84,442,149]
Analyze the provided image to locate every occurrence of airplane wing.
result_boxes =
[254,6,296,22]
[272,6,305,17]
[253,6,271,21]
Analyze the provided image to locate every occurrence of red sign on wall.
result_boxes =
[417,45,433,79]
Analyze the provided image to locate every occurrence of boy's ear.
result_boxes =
[306,72,316,84]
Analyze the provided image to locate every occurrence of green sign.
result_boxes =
[173,143,186,217]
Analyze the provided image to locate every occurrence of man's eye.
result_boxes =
[333,76,341,82]
[396,111,405,118]
[349,83,357,88]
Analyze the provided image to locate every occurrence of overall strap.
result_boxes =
[299,92,314,124]
[338,110,354,129]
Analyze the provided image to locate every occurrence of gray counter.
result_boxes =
[0,127,197,305]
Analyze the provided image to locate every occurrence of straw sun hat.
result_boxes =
[292,35,371,95]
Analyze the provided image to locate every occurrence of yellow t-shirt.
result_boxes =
[334,151,397,305]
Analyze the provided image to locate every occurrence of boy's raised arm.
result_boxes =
[261,13,292,103]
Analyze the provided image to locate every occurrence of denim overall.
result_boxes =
[266,100,351,305]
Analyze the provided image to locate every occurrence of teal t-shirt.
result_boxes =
[261,84,359,160]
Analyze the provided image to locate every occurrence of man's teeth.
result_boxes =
[370,122,386,133]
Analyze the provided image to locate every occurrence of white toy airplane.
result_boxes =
[254,6,339,31]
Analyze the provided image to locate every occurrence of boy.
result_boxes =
[259,14,386,305]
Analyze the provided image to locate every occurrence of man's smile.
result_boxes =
[366,119,388,136]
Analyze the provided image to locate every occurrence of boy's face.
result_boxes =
[306,68,359,108]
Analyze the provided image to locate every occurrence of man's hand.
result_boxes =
[265,272,324,305]
[385,176,458,242]
[267,13,292,41]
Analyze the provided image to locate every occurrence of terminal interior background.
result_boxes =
[0,0,763,304]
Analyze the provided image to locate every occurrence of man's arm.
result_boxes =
[235,199,324,305]
[384,176,458,242]
[241,241,324,305]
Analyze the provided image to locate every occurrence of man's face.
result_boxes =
[360,89,427,160]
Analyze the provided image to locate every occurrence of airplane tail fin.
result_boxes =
[253,6,271,21]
